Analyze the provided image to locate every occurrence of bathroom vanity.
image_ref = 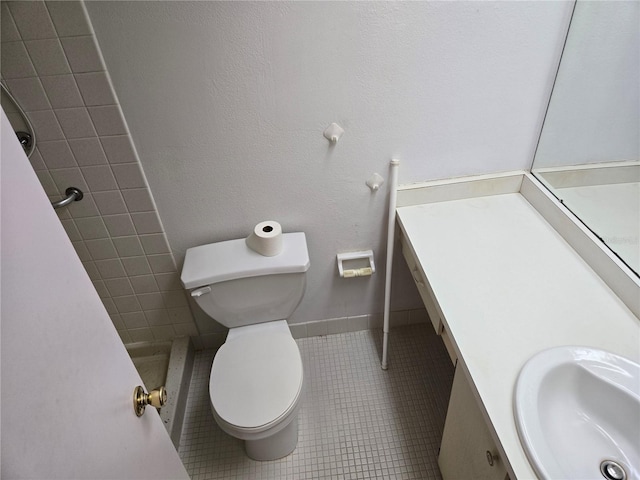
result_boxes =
[396,172,640,479]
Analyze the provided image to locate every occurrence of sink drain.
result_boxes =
[600,460,627,480]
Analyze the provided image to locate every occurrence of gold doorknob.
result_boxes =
[133,386,166,417]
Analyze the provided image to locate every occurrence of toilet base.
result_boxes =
[245,416,299,461]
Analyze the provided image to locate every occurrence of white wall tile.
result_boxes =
[81,165,118,192]
[112,236,144,257]
[55,107,97,139]
[84,238,118,260]
[1,3,21,42]
[325,317,349,335]
[167,307,193,324]
[91,279,109,298]
[104,277,134,297]
[40,75,84,109]
[122,188,154,212]
[100,135,137,164]
[112,295,142,313]
[131,211,162,234]
[306,320,328,337]
[111,163,146,189]
[55,203,71,220]
[75,242,94,263]
[75,216,109,240]
[4,112,24,131]
[144,309,171,326]
[87,105,127,136]
[172,323,199,337]
[102,213,136,236]
[1,41,37,78]
[154,273,182,291]
[38,140,77,169]
[128,328,154,343]
[81,261,101,281]
[26,110,64,141]
[100,298,117,315]
[151,325,175,341]
[75,71,116,106]
[140,234,170,255]
[345,315,369,332]
[109,313,125,330]
[35,170,60,196]
[117,329,132,344]
[60,219,82,242]
[88,240,124,268]
[95,258,126,279]
[5,77,51,111]
[122,257,153,277]
[368,313,384,329]
[60,36,104,73]
[137,293,165,311]
[67,192,100,218]
[68,137,108,166]
[8,1,57,40]
[28,148,47,171]
[147,254,176,274]
[161,291,188,308]
[289,323,307,339]
[49,167,88,193]
[121,312,148,329]
[93,192,128,216]
[24,38,71,76]
[129,274,159,294]
[45,1,92,37]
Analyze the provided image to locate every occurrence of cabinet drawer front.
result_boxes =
[440,326,457,366]
[401,234,443,334]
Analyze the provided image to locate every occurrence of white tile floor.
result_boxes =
[179,324,454,479]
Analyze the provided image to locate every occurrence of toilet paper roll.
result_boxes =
[245,221,283,257]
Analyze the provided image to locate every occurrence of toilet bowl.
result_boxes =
[209,320,303,460]
[181,232,310,460]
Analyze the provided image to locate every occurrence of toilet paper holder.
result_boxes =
[337,250,375,278]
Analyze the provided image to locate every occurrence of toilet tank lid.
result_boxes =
[181,232,310,289]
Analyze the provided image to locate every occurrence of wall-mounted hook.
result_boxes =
[366,173,385,192]
[323,123,344,144]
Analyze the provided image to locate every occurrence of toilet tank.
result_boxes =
[181,232,310,329]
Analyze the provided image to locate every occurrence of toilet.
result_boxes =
[180,232,310,460]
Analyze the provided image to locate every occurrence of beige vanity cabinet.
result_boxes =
[438,366,510,480]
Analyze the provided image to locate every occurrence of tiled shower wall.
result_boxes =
[1,0,199,344]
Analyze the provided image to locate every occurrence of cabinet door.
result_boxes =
[438,367,509,480]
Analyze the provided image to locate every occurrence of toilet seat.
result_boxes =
[209,332,303,431]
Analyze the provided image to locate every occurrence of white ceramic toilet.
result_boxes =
[180,232,310,461]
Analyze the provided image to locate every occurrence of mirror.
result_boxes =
[1,82,36,157]
[531,1,639,275]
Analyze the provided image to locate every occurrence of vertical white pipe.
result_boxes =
[381,159,400,370]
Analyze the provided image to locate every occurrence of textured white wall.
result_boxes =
[534,1,639,168]
[86,1,572,329]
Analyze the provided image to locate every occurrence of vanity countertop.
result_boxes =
[397,192,640,479]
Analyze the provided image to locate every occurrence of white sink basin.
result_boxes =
[514,346,640,480]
